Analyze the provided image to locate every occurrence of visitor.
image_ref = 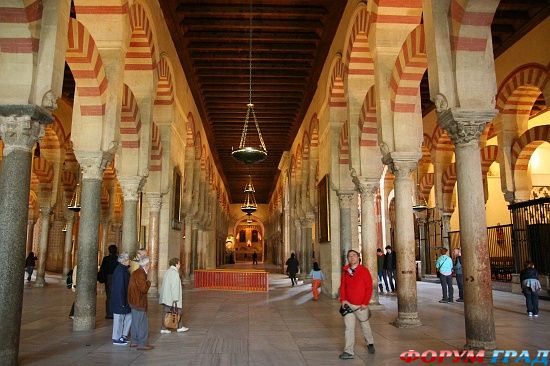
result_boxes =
[520,261,541,317]
[252,251,258,265]
[128,256,153,350]
[436,248,453,303]
[383,245,396,292]
[452,248,464,302]
[130,249,148,273]
[159,258,189,334]
[25,252,37,282]
[98,244,119,319]
[338,249,375,360]
[110,252,132,345]
[376,248,388,294]
[285,253,299,287]
[69,264,77,319]
[308,261,325,300]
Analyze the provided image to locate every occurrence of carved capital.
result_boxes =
[118,176,144,201]
[39,206,53,218]
[337,191,355,209]
[388,152,419,182]
[437,108,498,146]
[147,192,162,212]
[301,216,314,228]
[74,150,112,181]
[356,178,379,199]
[0,115,44,155]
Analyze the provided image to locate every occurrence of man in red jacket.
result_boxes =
[339,249,376,360]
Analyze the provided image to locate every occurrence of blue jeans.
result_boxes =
[439,274,453,301]
[377,270,387,292]
[524,288,539,315]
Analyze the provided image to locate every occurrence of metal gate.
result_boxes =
[509,197,550,275]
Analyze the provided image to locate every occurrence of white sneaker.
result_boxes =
[528,312,533,317]
[534,314,539,317]
[160,329,171,334]
[177,326,189,333]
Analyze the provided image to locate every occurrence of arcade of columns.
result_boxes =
[0,0,549,365]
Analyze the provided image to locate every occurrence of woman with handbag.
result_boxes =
[159,258,189,333]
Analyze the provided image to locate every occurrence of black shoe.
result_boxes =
[367,344,376,354]
[339,352,354,360]
[456,298,464,302]
[438,299,448,303]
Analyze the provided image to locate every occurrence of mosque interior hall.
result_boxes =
[1,0,550,365]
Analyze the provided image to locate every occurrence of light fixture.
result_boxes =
[231,0,267,165]
[241,175,258,215]
[412,169,428,213]
[62,223,68,232]
[68,171,82,212]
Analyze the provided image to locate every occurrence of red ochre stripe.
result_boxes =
[125,64,155,70]
[121,141,140,148]
[80,104,105,116]
[452,36,487,51]
[0,37,39,53]
[75,4,128,14]
[373,14,420,24]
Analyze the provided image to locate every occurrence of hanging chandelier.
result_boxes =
[241,175,258,215]
[231,0,267,165]
[412,170,428,213]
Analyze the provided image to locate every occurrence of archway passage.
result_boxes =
[234,221,264,264]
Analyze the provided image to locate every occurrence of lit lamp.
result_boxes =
[240,176,258,216]
[68,181,82,212]
[412,170,428,213]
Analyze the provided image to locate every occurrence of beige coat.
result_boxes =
[159,266,183,308]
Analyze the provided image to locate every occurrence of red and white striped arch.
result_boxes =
[200,147,206,173]
[32,156,54,186]
[150,122,162,172]
[301,133,310,161]
[100,186,110,210]
[309,115,319,149]
[120,84,141,149]
[155,55,174,105]
[103,161,116,181]
[295,145,303,174]
[345,6,374,76]
[194,133,202,160]
[442,163,457,214]
[61,169,77,202]
[371,0,422,25]
[421,133,433,163]
[66,18,108,117]
[0,1,41,54]
[431,127,454,154]
[64,139,77,164]
[290,154,296,181]
[418,172,434,201]
[359,86,377,147]
[450,0,499,52]
[480,145,498,178]
[496,64,548,116]
[389,24,427,113]
[339,123,350,165]
[511,125,550,172]
[125,2,157,71]
[186,113,196,148]
[328,57,347,108]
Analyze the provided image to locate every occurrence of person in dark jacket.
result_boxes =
[452,248,464,302]
[520,261,541,317]
[110,253,132,345]
[25,252,38,282]
[285,253,299,287]
[383,245,396,292]
[376,248,388,294]
[98,244,119,319]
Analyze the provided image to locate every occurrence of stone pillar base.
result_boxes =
[464,339,497,351]
[369,303,385,311]
[392,312,422,328]
[33,277,45,287]
[73,316,95,332]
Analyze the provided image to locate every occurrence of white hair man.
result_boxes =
[128,256,152,350]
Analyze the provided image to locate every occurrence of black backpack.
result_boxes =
[66,270,73,289]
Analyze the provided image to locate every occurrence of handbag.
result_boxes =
[163,301,180,330]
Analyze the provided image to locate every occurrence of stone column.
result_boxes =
[417,217,427,277]
[337,191,354,264]
[26,218,36,256]
[182,218,193,283]
[358,179,383,309]
[147,193,162,293]
[0,108,47,366]
[99,217,110,260]
[119,176,141,258]
[73,151,110,332]
[441,213,452,249]
[439,109,497,350]
[61,210,75,283]
[34,206,52,287]
[300,218,313,277]
[391,156,422,328]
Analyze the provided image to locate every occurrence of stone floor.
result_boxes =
[19,266,549,365]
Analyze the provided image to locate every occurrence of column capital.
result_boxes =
[300,216,314,228]
[74,150,112,181]
[118,175,144,201]
[388,152,420,181]
[337,190,355,209]
[39,206,53,218]
[437,108,498,146]
[355,178,379,198]
[146,192,162,212]
[0,113,45,155]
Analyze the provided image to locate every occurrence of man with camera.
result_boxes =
[339,249,375,360]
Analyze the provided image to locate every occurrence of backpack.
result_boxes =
[66,270,73,289]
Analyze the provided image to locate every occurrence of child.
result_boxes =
[308,262,325,300]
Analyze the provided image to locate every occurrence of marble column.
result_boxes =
[0,107,48,366]
[441,213,452,249]
[182,218,193,283]
[119,176,141,258]
[358,179,383,309]
[147,193,162,293]
[34,206,52,287]
[73,151,110,332]
[337,191,354,264]
[26,218,36,256]
[300,218,313,278]
[61,210,75,283]
[99,217,110,260]
[391,156,422,328]
[439,109,497,350]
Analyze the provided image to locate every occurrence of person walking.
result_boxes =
[436,248,454,303]
[308,262,325,301]
[128,256,153,350]
[376,248,388,294]
[110,252,132,345]
[69,264,77,319]
[252,252,258,265]
[285,253,299,287]
[25,252,37,282]
[339,249,375,360]
[98,244,119,319]
[452,248,464,302]
[383,245,396,292]
[520,261,541,317]
[159,258,189,334]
